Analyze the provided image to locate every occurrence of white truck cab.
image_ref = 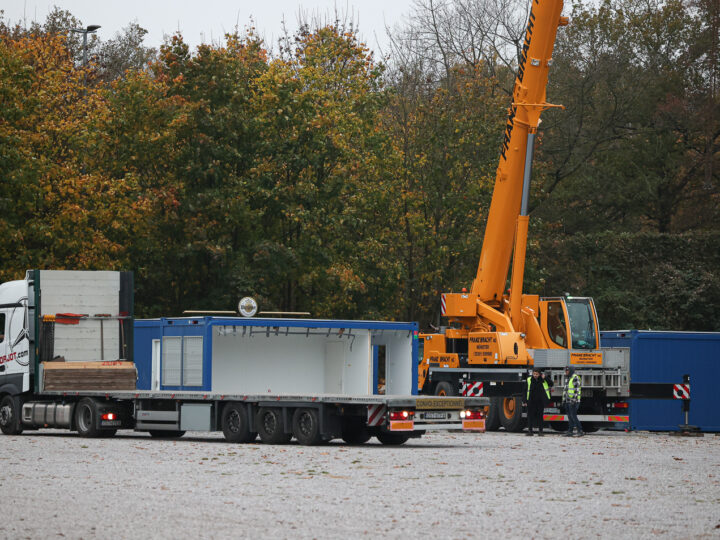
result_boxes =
[0,278,30,394]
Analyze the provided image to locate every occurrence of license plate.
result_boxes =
[544,407,560,414]
[424,412,448,420]
[101,420,121,427]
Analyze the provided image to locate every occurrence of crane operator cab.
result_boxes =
[539,296,599,350]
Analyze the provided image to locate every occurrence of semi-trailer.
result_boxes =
[0,270,487,444]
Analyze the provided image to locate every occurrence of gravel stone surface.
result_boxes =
[1,430,719,539]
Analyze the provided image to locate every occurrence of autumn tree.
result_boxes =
[0,30,144,277]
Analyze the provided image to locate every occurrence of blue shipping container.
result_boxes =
[601,330,720,432]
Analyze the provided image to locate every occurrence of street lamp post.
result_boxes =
[71,24,101,86]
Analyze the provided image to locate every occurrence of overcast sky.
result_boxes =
[2,0,415,53]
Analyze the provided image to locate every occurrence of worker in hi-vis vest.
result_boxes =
[563,366,583,437]
[525,368,553,436]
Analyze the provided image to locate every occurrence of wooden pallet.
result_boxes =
[42,361,137,391]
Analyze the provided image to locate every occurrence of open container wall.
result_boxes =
[135,317,419,396]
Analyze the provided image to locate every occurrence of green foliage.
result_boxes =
[539,0,719,233]
[528,231,720,331]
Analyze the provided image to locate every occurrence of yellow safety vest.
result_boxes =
[567,373,581,400]
[527,377,551,400]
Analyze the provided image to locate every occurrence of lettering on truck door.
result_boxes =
[0,300,31,392]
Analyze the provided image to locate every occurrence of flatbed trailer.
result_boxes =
[32,390,483,443]
[0,270,487,445]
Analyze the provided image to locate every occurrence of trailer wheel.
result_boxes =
[434,381,456,396]
[498,397,524,432]
[148,430,186,438]
[376,431,410,445]
[75,398,101,438]
[0,395,24,435]
[256,408,292,445]
[221,402,256,443]
[341,417,371,445]
[292,408,323,445]
[484,399,501,432]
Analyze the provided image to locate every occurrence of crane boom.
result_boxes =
[471,0,567,304]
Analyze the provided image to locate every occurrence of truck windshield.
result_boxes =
[566,298,598,349]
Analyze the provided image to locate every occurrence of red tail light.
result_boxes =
[389,410,414,421]
[461,410,485,420]
[612,402,629,409]
[101,413,116,421]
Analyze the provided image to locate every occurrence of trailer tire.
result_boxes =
[148,430,185,438]
[292,408,323,445]
[75,398,101,438]
[221,402,256,443]
[0,395,23,435]
[376,431,410,445]
[256,408,292,445]
[498,397,524,432]
[434,381,456,396]
[341,417,371,445]
[484,398,501,432]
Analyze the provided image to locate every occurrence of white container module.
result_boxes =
[134,317,419,395]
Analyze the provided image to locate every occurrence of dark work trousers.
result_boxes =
[566,401,582,433]
[527,401,545,432]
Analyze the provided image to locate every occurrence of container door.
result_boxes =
[324,342,344,394]
[151,339,160,390]
[373,345,386,395]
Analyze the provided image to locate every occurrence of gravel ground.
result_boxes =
[1,429,719,539]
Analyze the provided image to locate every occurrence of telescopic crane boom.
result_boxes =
[419,0,601,398]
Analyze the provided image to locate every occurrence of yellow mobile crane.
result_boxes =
[417,0,611,431]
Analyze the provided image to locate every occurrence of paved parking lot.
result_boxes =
[1,430,718,538]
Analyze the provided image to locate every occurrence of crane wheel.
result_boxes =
[484,398,501,431]
[499,397,525,432]
[434,381,456,396]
